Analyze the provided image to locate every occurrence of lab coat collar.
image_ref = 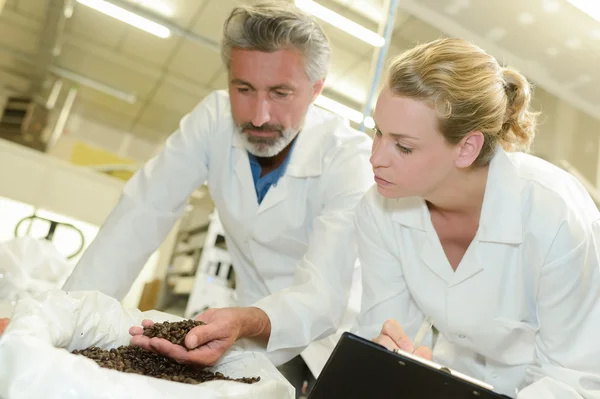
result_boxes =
[232,104,338,178]
[477,147,522,244]
[391,147,523,244]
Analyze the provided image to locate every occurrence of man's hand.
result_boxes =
[129,307,271,366]
[0,318,9,336]
[372,319,433,360]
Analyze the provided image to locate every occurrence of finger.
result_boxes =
[149,338,191,363]
[185,324,221,350]
[183,343,225,366]
[141,320,155,328]
[129,326,144,336]
[372,334,399,351]
[0,318,9,335]
[130,335,154,351]
[413,346,433,360]
[381,319,413,352]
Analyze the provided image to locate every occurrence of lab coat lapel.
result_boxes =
[420,231,455,284]
[391,198,454,284]
[232,134,259,210]
[257,177,289,214]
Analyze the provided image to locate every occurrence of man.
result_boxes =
[61,1,372,394]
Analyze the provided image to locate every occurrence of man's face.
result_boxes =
[228,48,324,157]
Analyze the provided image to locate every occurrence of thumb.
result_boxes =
[413,346,433,360]
[381,319,413,352]
[185,323,222,350]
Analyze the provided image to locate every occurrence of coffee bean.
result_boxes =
[71,344,260,385]
[142,320,207,348]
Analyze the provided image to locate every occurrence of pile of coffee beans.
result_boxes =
[72,346,260,384]
[71,320,260,385]
[142,319,206,347]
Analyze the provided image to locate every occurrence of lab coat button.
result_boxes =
[491,373,498,379]
[458,334,466,339]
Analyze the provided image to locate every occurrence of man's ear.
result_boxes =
[311,78,325,102]
[455,131,484,168]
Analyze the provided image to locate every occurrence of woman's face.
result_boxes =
[370,87,459,199]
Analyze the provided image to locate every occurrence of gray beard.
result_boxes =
[236,126,299,158]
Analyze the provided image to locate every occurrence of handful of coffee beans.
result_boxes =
[142,319,206,347]
[71,319,260,385]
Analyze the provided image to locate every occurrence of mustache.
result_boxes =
[239,122,284,133]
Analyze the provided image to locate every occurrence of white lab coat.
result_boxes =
[355,147,600,398]
[62,90,374,375]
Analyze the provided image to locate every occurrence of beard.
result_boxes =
[235,122,300,158]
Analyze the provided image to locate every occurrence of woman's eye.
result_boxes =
[396,144,413,154]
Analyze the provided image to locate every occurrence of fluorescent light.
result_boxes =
[295,0,384,47]
[314,95,374,129]
[76,0,171,38]
[566,0,600,23]
[315,95,364,124]
[49,66,138,104]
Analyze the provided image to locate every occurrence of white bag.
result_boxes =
[0,237,73,302]
[0,290,294,399]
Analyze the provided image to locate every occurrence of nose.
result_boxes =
[251,95,271,127]
[369,137,391,169]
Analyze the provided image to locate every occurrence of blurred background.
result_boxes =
[0,0,599,313]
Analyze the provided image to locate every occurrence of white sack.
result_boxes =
[0,237,73,302]
[0,290,294,399]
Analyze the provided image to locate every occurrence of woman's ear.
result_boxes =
[455,131,484,168]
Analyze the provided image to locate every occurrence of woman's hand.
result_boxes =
[372,319,433,360]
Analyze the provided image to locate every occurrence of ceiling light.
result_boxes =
[49,66,138,104]
[314,95,364,124]
[566,37,582,49]
[518,12,535,25]
[566,0,600,23]
[76,0,171,38]
[295,0,384,47]
[542,0,560,13]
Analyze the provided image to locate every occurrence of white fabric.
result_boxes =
[355,148,600,398]
[62,90,374,375]
[0,290,294,399]
[0,237,72,302]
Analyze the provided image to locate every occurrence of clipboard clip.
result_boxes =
[392,348,495,391]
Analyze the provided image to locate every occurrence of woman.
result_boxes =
[356,38,600,398]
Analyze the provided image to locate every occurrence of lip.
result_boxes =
[374,175,393,186]
[245,129,278,137]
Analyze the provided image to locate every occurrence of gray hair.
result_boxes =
[221,1,330,83]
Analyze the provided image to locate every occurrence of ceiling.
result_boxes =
[0,0,598,146]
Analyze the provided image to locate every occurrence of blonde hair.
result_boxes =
[222,2,330,83]
[388,38,538,166]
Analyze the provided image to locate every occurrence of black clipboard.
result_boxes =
[308,332,512,399]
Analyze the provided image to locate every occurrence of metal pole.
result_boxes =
[359,0,399,132]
